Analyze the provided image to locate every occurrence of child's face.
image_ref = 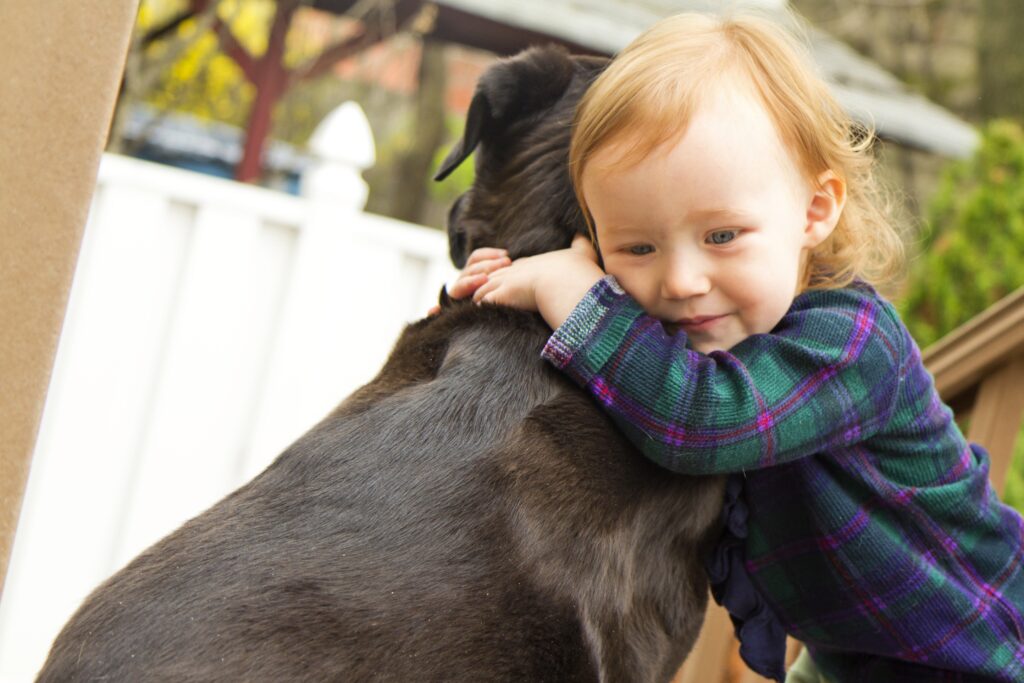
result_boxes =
[582,85,838,353]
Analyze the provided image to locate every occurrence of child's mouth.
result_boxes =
[677,314,727,332]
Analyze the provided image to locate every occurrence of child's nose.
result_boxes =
[661,258,711,300]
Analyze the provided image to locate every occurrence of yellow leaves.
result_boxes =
[217,0,275,56]
[136,0,190,32]
[134,0,341,128]
[900,120,1024,349]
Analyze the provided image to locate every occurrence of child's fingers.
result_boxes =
[463,255,511,278]
[472,276,499,303]
[446,256,511,301]
[464,247,508,266]
[448,273,489,300]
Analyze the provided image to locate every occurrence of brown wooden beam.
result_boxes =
[922,287,1024,403]
[675,601,734,683]
[966,355,1024,495]
[0,0,139,598]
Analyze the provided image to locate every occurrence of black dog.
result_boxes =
[38,46,725,682]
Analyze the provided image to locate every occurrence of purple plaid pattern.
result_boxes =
[542,276,1024,682]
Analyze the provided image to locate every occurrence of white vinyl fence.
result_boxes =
[0,103,458,682]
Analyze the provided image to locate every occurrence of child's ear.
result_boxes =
[804,170,846,248]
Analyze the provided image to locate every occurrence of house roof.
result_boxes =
[316,0,977,158]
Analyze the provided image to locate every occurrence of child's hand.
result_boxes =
[473,235,605,329]
[448,247,511,300]
[427,247,511,315]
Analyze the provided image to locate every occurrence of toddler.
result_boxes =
[451,11,1024,683]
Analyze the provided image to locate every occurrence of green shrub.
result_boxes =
[899,119,1024,348]
[898,119,1024,512]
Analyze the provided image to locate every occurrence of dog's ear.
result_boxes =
[434,45,576,181]
[434,94,492,182]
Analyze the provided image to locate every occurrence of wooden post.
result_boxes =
[967,356,1024,494]
[0,0,139,597]
[675,601,734,683]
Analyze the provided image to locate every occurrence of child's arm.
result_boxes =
[542,276,908,475]
[451,244,907,475]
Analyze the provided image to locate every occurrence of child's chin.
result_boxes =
[660,321,740,354]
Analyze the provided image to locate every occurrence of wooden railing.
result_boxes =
[676,286,1024,683]
[920,287,1024,492]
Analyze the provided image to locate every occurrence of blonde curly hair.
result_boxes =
[569,11,906,295]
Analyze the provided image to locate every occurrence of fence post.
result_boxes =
[252,101,380,459]
[300,100,375,210]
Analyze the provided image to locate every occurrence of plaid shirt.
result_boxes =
[542,275,1024,682]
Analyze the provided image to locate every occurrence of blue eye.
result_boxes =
[628,244,655,256]
[707,230,738,245]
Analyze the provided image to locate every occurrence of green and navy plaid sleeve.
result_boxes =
[544,276,1024,681]
[541,276,905,475]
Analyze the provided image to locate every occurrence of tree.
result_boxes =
[118,0,466,226]
[388,38,447,224]
[125,0,344,143]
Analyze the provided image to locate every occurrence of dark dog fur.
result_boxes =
[38,46,725,682]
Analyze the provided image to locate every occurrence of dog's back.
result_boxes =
[39,305,720,681]
[39,47,725,683]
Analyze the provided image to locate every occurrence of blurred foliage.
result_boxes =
[899,120,1024,347]
[135,0,358,145]
[133,0,462,224]
[898,119,1024,512]
[364,112,474,228]
[138,0,261,127]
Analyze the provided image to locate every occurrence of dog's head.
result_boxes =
[435,46,608,268]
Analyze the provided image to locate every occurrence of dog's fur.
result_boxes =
[38,47,725,682]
